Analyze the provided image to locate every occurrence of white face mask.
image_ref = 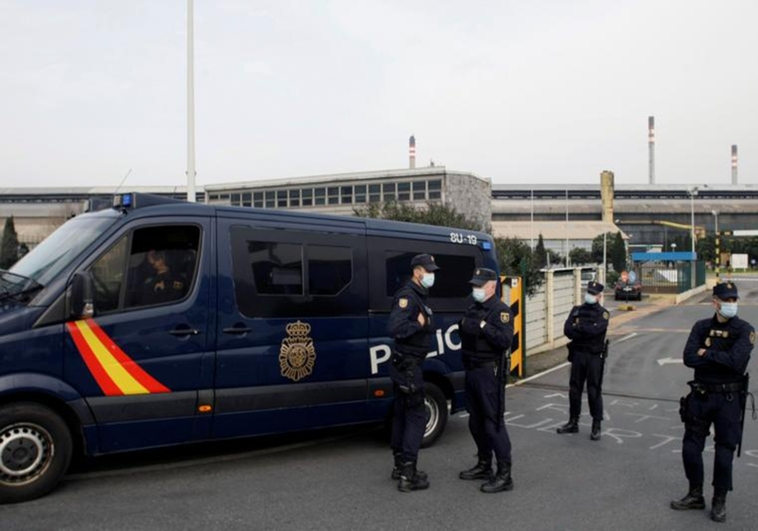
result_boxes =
[719,302,738,319]
[585,293,598,305]
[472,288,486,302]
[421,273,435,289]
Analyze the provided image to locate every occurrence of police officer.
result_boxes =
[670,282,754,523]
[557,280,609,440]
[387,253,439,492]
[141,249,185,306]
[458,268,515,493]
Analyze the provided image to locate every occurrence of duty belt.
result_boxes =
[464,359,497,370]
[689,381,745,394]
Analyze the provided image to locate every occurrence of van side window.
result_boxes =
[88,225,200,314]
[248,241,304,295]
[308,245,352,296]
[385,252,476,299]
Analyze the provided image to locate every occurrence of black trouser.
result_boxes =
[465,363,512,465]
[681,390,743,491]
[568,351,604,421]
[389,352,426,463]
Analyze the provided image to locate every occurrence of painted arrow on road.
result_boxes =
[657,357,683,366]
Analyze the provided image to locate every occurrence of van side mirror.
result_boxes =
[70,271,95,319]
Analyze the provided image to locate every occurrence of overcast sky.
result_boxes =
[1,0,756,190]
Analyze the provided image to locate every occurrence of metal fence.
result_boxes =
[638,261,706,294]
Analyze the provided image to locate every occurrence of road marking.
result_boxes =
[615,332,638,343]
[657,357,683,366]
[509,361,570,388]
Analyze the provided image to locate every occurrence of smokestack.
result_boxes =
[731,144,738,184]
[600,170,615,223]
[648,116,655,185]
[409,135,416,169]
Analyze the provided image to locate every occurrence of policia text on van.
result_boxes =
[0,193,498,503]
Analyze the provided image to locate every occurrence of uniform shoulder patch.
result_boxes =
[398,298,408,309]
[172,281,184,291]
[602,311,609,320]
[750,330,756,345]
[500,312,510,323]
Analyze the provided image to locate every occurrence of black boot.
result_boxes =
[459,460,492,480]
[590,419,601,441]
[398,462,429,492]
[670,485,705,510]
[556,417,579,434]
[392,454,427,481]
[480,461,513,493]
[710,490,727,523]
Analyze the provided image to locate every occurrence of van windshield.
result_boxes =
[9,213,119,287]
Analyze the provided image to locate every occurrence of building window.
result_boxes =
[428,179,442,200]
[383,182,396,202]
[413,181,426,201]
[253,192,264,208]
[210,194,219,200]
[369,184,381,203]
[242,192,252,207]
[231,193,241,205]
[289,189,300,208]
[315,187,326,206]
[302,188,313,207]
[397,182,410,201]
[265,191,275,208]
[328,186,339,205]
[354,185,366,203]
[277,190,287,208]
[341,185,353,204]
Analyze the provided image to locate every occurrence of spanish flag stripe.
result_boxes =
[66,322,123,396]
[86,319,170,393]
[74,321,149,395]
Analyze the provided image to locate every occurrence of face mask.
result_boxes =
[719,302,738,319]
[585,293,598,305]
[421,273,435,289]
[472,288,486,302]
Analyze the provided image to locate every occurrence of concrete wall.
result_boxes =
[444,172,491,230]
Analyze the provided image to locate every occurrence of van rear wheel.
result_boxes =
[0,403,73,504]
[421,383,447,448]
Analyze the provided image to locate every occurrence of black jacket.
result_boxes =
[460,295,514,364]
[564,302,609,355]
[683,313,754,384]
[388,280,434,358]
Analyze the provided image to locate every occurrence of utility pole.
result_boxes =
[186,0,197,202]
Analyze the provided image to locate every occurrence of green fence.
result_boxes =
[638,261,706,294]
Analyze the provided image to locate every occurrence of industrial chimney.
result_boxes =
[409,135,416,169]
[731,145,738,184]
[600,170,615,223]
[648,116,655,185]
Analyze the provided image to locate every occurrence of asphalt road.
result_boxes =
[2,284,757,530]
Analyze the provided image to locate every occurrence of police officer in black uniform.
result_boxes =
[458,268,515,493]
[140,249,185,306]
[557,281,609,440]
[387,253,439,492]
[670,282,754,523]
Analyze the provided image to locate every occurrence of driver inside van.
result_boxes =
[139,249,185,306]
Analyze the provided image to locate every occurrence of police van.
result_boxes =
[0,193,499,502]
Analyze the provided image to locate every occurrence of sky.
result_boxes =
[1,0,757,190]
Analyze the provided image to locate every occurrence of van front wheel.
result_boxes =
[0,403,73,504]
[421,383,448,448]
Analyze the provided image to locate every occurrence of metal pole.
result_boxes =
[690,188,697,288]
[602,231,607,285]
[186,0,197,203]
[530,189,534,249]
[713,210,720,281]
[565,189,569,267]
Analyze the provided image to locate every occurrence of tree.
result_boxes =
[547,249,563,266]
[534,233,547,269]
[591,232,614,265]
[569,247,593,265]
[356,201,543,295]
[0,216,21,269]
[611,231,626,273]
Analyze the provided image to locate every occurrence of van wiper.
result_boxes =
[0,269,43,302]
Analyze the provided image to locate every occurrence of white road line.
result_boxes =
[509,361,570,388]
[614,332,638,344]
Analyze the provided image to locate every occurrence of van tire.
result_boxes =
[0,403,73,504]
[421,383,447,448]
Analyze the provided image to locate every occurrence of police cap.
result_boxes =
[410,253,440,271]
[469,267,497,286]
[587,281,604,295]
[713,281,739,300]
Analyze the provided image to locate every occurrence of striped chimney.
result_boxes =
[731,145,738,184]
[648,116,655,185]
[409,135,416,169]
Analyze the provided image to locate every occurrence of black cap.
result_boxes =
[713,281,739,300]
[411,253,440,272]
[587,281,604,295]
[469,267,497,286]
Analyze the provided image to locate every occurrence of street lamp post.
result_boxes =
[712,210,720,280]
[688,186,699,288]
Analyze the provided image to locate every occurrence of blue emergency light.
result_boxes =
[121,193,133,207]
[480,240,492,251]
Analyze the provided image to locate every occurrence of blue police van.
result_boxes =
[0,193,499,502]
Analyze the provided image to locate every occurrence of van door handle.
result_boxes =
[223,325,252,335]
[169,326,200,337]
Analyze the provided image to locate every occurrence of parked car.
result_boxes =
[580,269,596,289]
[614,279,642,300]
